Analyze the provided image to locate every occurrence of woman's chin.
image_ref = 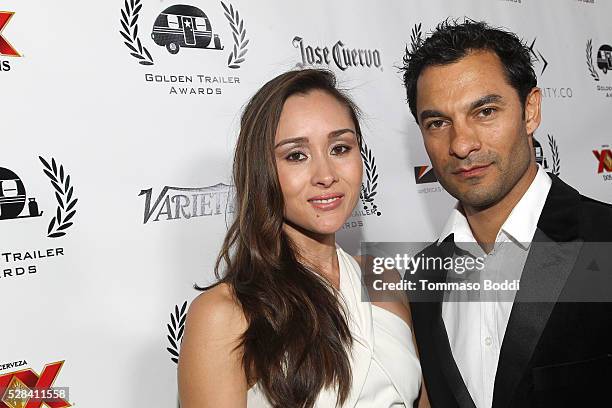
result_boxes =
[309,219,348,235]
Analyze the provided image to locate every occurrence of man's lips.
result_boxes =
[308,193,344,210]
[452,163,492,178]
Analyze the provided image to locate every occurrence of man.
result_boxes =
[401,20,612,408]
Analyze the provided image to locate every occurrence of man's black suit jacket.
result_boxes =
[409,173,612,408]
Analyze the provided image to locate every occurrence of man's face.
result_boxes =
[415,50,540,209]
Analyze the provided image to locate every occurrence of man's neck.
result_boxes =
[462,163,538,253]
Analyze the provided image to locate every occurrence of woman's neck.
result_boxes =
[283,223,339,289]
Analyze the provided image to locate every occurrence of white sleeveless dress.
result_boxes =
[246,245,422,407]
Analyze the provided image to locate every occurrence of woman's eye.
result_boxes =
[331,145,351,155]
[286,151,307,162]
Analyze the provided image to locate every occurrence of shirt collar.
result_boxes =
[437,164,552,248]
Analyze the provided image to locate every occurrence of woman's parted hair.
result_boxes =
[199,68,363,407]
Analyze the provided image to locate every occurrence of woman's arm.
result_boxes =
[178,283,249,408]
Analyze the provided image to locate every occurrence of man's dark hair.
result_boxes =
[401,19,537,123]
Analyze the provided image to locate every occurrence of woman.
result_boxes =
[178,69,427,407]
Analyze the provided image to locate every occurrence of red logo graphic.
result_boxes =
[0,361,70,407]
[0,12,20,57]
[593,148,612,173]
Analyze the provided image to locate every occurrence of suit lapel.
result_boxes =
[422,240,477,408]
[492,173,584,407]
[430,302,477,408]
[492,230,583,408]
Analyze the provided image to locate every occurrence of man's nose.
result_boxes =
[448,120,481,159]
[311,155,339,188]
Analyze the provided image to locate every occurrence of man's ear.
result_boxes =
[524,87,542,136]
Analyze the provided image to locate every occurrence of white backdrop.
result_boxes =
[1,0,611,406]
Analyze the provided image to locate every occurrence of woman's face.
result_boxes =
[274,89,363,236]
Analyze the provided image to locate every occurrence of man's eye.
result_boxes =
[427,120,446,129]
[286,151,307,162]
[478,107,496,117]
[331,145,351,155]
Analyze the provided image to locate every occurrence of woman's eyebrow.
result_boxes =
[275,129,355,148]
[328,128,355,138]
[274,137,308,149]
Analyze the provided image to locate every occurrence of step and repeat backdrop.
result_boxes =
[1,0,611,406]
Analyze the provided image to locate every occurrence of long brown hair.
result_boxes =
[197,69,363,407]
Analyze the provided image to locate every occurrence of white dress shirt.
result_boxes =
[438,165,552,408]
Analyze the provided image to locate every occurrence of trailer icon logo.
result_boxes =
[0,168,41,220]
[152,5,223,54]
[120,1,249,68]
[597,44,612,74]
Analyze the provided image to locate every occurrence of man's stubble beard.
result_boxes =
[435,135,533,211]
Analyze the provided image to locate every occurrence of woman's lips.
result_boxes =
[308,194,344,211]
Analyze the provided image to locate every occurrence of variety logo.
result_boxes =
[534,134,561,176]
[1,157,77,281]
[139,182,234,223]
[0,11,21,72]
[0,360,70,407]
[593,145,612,181]
[293,37,382,71]
[120,1,249,95]
[586,39,612,97]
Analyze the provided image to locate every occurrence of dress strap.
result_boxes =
[335,245,375,407]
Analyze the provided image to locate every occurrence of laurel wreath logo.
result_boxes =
[167,301,188,364]
[410,23,423,53]
[221,1,249,69]
[547,134,561,176]
[39,157,78,238]
[360,141,381,216]
[586,39,600,82]
[120,0,154,66]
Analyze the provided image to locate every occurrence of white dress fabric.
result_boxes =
[246,245,422,407]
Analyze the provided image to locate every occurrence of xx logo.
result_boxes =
[0,361,70,407]
[593,148,612,173]
[0,12,20,57]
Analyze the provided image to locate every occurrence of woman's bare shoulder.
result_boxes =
[186,283,247,337]
[178,283,250,406]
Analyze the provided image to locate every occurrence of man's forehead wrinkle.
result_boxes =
[416,53,508,116]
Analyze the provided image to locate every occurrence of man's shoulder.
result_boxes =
[544,174,612,241]
[578,193,612,214]
[577,193,612,239]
